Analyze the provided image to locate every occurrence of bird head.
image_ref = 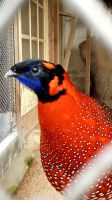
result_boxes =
[5,59,66,102]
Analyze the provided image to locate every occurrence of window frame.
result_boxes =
[18,0,49,61]
[16,0,49,134]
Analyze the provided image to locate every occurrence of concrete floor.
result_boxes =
[15,128,64,200]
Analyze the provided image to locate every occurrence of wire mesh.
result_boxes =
[0,20,16,143]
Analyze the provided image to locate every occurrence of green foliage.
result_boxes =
[24,156,34,168]
[7,185,17,196]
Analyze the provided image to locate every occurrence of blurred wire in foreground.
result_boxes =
[64,0,112,52]
[0,0,112,200]
[62,1,112,195]
[64,143,112,200]
[0,0,25,30]
[1,144,112,200]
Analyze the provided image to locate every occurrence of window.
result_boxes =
[18,0,48,121]
[20,0,48,61]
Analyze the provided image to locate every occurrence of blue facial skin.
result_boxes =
[16,75,43,95]
[14,60,44,96]
[17,75,41,90]
[11,59,49,97]
[11,59,65,102]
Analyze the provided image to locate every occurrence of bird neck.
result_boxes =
[38,73,82,135]
[37,72,81,104]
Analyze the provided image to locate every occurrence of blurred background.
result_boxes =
[0,0,112,199]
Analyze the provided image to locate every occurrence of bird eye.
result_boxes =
[13,66,17,72]
[32,66,38,73]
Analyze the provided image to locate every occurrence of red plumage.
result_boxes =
[6,60,112,199]
[39,71,112,199]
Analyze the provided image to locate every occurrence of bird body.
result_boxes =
[5,59,112,199]
[39,73,112,197]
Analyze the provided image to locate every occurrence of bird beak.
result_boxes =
[5,70,17,78]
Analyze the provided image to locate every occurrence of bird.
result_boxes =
[5,59,112,199]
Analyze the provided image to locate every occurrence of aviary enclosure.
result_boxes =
[0,0,112,200]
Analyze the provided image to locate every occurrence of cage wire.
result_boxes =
[0,18,16,142]
[59,7,112,199]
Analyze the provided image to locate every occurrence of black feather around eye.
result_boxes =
[32,66,39,73]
